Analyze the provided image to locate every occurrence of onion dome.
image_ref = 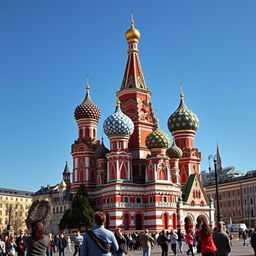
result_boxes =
[145,121,170,149]
[168,92,199,133]
[95,138,109,159]
[166,141,183,159]
[74,85,101,121]
[125,18,140,40]
[103,100,134,137]
[58,180,67,190]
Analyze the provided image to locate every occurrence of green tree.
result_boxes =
[58,208,72,231]
[71,184,94,230]
[59,184,94,231]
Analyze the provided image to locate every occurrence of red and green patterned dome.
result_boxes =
[74,85,101,121]
[145,121,170,149]
[168,92,199,133]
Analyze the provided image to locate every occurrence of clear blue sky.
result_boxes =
[1,0,255,191]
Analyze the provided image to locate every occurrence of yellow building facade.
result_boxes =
[205,172,256,227]
[0,188,33,234]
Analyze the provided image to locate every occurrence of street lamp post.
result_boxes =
[208,155,222,222]
[6,204,13,234]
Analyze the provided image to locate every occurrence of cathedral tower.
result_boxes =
[168,92,201,184]
[117,18,156,183]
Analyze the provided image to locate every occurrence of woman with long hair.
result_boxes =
[113,228,127,256]
[199,222,217,256]
[185,229,194,256]
[24,221,50,256]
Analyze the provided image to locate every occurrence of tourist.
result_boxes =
[66,235,72,253]
[73,231,83,256]
[16,230,26,256]
[242,229,249,246]
[213,222,231,256]
[24,221,49,256]
[47,233,54,256]
[198,222,217,256]
[169,229,178,255]
[81,211,118,256]
[57,233,67,256]
[177,228,184,253]
[139,229,154,256]
[250,228,256,256]
[157,230,169,256]
[6,237,16,256]
[0,236,6,256]
[113,228,127,256]
[185,229,194,256]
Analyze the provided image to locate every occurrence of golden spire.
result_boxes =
[179,82,184,99]
[85,75,90,91]
[125,13,141,40]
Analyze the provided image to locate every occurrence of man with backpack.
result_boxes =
[157,230,169,256]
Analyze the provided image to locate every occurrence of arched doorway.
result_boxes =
[105,214,110,229]
[124,214,129,230]
[162,213,169,229]
[184,216,193,232]
[173,213,177,229]
[135,214,142,230]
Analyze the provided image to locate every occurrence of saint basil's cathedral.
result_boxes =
[36,19,215,232]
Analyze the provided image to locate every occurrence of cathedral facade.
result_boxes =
[69,19,214,232]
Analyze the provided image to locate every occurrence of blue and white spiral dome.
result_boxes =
[103,101,134,137]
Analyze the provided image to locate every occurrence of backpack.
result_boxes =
[157,235,164,245]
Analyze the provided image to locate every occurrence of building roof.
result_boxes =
[0,187,33,197]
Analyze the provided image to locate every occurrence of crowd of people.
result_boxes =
[1,211,256,256]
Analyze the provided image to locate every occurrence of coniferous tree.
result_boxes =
[59,184,94,231]
[71,184,94,230]
[58,208,72,231]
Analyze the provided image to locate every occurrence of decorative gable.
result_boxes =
[182,174,208,206]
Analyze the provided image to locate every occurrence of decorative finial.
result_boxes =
[86,75,90,91]
[131,11,134,26]
[179,82,184,99]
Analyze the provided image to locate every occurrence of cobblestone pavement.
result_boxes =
[62,239,254,256]
[125,239,254,256]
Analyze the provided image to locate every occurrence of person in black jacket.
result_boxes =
[57,233,67,256]
[157,230,169,256]
[113,229,127,256]
[16,230,25,256]
[251,228,256,256]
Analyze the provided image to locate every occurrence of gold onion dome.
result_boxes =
[74,84,101,121]
[145,121,170,149]
[168,92,199,133]
[58,180,67,190]
[166,141,183,159]
[125,19,140,40]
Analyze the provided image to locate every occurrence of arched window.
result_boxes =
[149,197,153,203]
[136,197,142,204]
[124,197,129,203]
[163,196,167,203]
[93,129,96,138]
[191,201,195,206]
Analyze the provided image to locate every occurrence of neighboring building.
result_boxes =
[201,166,244,186]
[34,19,215,232]
[0,188,33,233]
[205,170,256,227]
[33,162,72,234]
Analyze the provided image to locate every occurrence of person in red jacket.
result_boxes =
[199,222,217,256]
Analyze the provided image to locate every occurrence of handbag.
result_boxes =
[87,230,110,253]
